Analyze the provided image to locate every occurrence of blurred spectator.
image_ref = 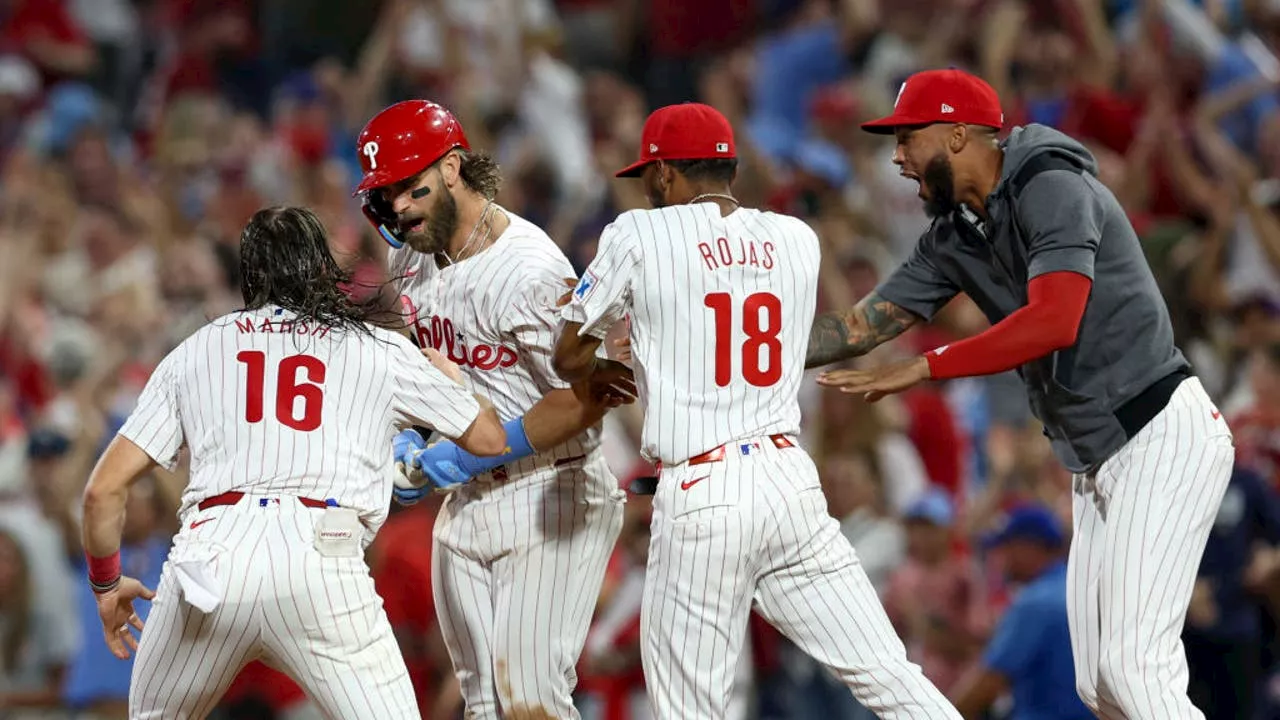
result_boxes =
[641,0,754,109]
[0,527,67,715]
[0,0,1279,715]
[370,497,459,720]
[579,496,650,720]
[1184,465,1280,720]
[1231,341,1280,490]
[818,390,930,515]
[0,0,95,88]
[883,489,988,696]
[951,504,1090,720]
[821,448,904,593]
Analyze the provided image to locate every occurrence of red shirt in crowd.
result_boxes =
[371,503,443,713]
[645,0,754,57]
[0,0,88,86]
[221,661,309,711]
[1231,407,1280,491]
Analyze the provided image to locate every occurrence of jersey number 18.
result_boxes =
[236,351,327,431]
[704,292,782,387]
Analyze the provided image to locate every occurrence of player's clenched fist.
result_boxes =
[95,575,155,659]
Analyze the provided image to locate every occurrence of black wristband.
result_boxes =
[90,575,121,594]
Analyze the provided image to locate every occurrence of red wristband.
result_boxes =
[924,347,945,378]
[87,551,121,591]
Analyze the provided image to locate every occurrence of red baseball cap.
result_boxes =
[861,69,1004,135]
[615,103,736,178]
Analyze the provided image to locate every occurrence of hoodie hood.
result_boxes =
[997,124,1099,192]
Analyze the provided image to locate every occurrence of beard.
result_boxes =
[401,180,458,254]
[921,154,959,218]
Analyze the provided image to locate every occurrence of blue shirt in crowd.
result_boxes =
[62,536,170,708]
[747,20,848,160]
[983,561,1093,720]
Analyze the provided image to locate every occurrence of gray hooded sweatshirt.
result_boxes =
[876,124,1189,473]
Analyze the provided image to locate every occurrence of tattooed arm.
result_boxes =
[805,292,922,369]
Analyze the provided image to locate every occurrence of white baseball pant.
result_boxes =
[1067,377,1234,719]
[431,452,625,719]
[642,436,961,720]
[129,495,419,719]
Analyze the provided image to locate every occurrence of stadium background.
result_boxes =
[2,0,1280,718]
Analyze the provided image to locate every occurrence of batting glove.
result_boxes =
[392,431,475,505]
[392,429,428,505]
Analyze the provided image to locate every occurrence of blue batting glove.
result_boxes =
[412,441,476,489]
[392,429,429,505]
[393,484,429,505]
[393,428,426,464]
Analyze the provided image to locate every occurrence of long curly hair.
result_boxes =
[238,206,389,335]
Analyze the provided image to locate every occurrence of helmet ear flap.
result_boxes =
[361,191,405,248]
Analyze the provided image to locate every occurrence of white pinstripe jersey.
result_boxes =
[562,203,820,465]
[117,306,481,533]
[389,208,600,471]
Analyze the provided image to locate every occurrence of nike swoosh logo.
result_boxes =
[680,476,708,491]
[189,518,216,530]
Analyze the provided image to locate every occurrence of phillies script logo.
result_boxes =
[415,315,518,371]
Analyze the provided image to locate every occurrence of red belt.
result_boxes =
[682,434,795,467]
[197,491,334,511]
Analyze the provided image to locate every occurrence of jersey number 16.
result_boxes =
[704,292,782,388]
[236,351,327,431]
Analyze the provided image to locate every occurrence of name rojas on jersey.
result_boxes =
[563,204,820,466]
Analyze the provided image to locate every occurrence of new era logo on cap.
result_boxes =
[716,142,729,153]
[941,103,954,113]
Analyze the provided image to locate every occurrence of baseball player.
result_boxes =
[806,68,1235,719]
[80,206,506,720]
[554,102,961,720]
[353,100,629,719]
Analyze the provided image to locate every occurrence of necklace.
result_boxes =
[689,193,740,207]
[441,200,495,266]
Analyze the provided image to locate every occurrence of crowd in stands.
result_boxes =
[2,0,1280,718]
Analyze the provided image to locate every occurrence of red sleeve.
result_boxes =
[925,271,1091,380]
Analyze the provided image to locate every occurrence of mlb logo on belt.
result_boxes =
[739,441,762,456]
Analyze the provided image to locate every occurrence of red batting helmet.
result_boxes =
[352,100,470,195]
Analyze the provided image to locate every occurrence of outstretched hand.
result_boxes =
[816,356,931,402]
[95,576,155,660]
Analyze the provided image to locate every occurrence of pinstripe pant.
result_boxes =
[431,453,626,719]
[1067,377,1235,719]
[129,497,419,720]
[643,438,961,720]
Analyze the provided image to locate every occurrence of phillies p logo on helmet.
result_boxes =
[352,99,471,196]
